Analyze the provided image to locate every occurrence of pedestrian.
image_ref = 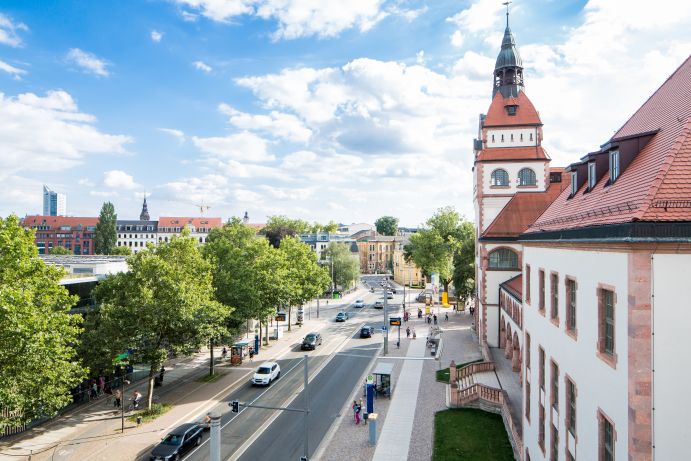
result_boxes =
[352,400,361,425]
[222,346,228,360]
[98,375,106,396]
[113,389,122,408]
[418,309,422,319]
[445,312,449,321]
[90,380,98,400]
[406,326,411,338]
[412,327,417,339]
[433,314,438,325]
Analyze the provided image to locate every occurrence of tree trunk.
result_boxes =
[258,321,263,350]
[209,338,215,376]
[288,306,292,332]
[264,319,269,346]
[146,366,156,410]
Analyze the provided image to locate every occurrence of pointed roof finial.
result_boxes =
[503,1,511,28]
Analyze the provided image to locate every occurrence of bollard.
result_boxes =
[368,413,378,445]
[209,412,222,461]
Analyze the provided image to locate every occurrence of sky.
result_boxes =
[0,0,690,226]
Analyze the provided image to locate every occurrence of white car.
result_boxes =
[354,299,365,308]
[251,362,281,386]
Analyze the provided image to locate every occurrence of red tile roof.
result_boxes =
[476,146,550,162]
[158,217,222,229]
[527,55,691,233]
[501,274,522,299]
[483,172,570,238]
[484,91,542,127]
[22,215,99,229]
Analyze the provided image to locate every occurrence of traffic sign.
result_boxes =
[381,326,387,332]
[366,374,374,384]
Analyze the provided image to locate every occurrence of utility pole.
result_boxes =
[383,283,389,355]
[303,354,309,460]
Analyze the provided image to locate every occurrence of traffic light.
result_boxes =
[231,400,240,413]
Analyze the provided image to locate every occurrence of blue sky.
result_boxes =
[0,0,689,225]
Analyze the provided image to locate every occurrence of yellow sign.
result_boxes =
[442,292,450,307]
[425,306,431,314]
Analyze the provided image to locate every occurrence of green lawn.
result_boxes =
[127,403,173,424]
[433,409,514,461]
[436,359,483,383]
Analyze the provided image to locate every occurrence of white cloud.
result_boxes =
[451,30,464,48]
[446,0,504,34]
[66,48,110,77]
[0,90,131,181]
[151,30,163,42]
[415,50,425,65]
[0,13,28,47]
[174,0,388,40]
[388,5,428,22]
[219,103,312,143]
[192,131,274,162]
[193,60,213,73]
[78,178,95,187]
[158,127,186,141]
[103,170,139,190]
[0,59,26,78]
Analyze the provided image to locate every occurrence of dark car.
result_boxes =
[373,301,384,309]
[301,332,323,350]
[360,326,374,338]
[335,312,348,322]
[150,423,203,461]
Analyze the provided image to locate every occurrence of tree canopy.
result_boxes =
[375,216,399,236]
[110,245,132,256]
[94,202,117,255]
[323,242,360,291]
[452,221,476,303]
[261,215,310,248]
[280,236,330,307]
[0,215,86,430]
[50,245,72,255]
[93,231,227,408]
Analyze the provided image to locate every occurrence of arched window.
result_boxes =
[491,169,510,186]
[488,248,519,269]
[518,168,537,186]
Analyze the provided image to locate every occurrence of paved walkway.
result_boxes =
[371,337,426,461]
[490,347,523,436]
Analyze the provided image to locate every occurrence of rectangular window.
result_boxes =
[588,162,597,189]
[571,171,578,196]
[610,150,620,182]
[550,424,559,461]
[566,278,577,333]
[539,270,545,312]
[566,378,576,436]
[550,273,558,321]
[526,332,531,369]
[526,265,531,302]
[539,347,545,390]
[538,404,545,451]
[600,289,615,355]
[600,413,615,461]
[525,380,531,422]
[551,361,559,410]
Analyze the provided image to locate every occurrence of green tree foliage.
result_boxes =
[204,218,289,345]
[94,202,117,255]
[261,215,310,248]
[0,216,86,430]
[452,221,476,303]
[323,242,360,291]
[375,216,399,236]
[110,246,132,256]
[50,245,72,255]
[405,207,475,294]
[93,232,227,408]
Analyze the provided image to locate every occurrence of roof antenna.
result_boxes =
[503,1,511,28]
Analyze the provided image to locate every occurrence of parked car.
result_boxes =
[373,301,384,309]
[335,311,349,322]
[386,291,394,299]
[354,299,365,308]
[149,423,203,461]
[301,332,323,350]
[360,326,374,338]
[251,362,281,386]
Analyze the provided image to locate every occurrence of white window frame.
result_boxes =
[609,150,620,182]
[588,162,597,189]
[570,171,577,196]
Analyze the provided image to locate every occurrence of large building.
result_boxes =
[23,215,98,255]
[157,216,222,245]
[116,198,158,253]
[42,185,66,216]
[458,12,691,461]
[356,235,400,274]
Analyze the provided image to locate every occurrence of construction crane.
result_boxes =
[195,203,211,216]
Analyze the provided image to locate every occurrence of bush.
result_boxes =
[127,403,172,424]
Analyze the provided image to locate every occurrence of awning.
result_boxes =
[372,362,394,376]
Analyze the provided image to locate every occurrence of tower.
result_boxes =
[140,195,150,221]
[43,185,66,216]
[243,211,249,224]
[493,6,524,98]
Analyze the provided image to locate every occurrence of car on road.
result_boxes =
[301,332,323,350]
[360,326,374,338]
[251,362,281,386]
[335,311,349,322]
[390,287,397,293]
[353,299,365,308]
[386,291,394,299]
[373,301,384,309]
[149,423,203,461]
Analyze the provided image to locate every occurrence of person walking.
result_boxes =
[352,400,361,425]
[113,389,122,408]
[406,326,411,338]
[249,348,254,362]
[222,347,228,360]
[433,314,438,325]
[445,312,449,321]
[412,327,417,339]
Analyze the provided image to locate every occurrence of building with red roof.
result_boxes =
[22,215,99,255]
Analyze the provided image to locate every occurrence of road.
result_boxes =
[174,281,408,461]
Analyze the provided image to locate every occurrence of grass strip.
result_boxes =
[433,408,514,461]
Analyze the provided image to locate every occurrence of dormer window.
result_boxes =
[571,171,578,196]
[609,150,620,183]
[506,105,517,116]
[501,134,505,143]
[530,133,533,141]
[588,162,597,189]
[492,134,495,142]
[510,134,514,142]
[520,133,523,141]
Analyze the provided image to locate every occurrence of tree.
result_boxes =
[110,246,132,256]
[261,215,310,248]
[50,245,72,255]
[94,202,117,255]
[375,216,399,236]
[279,236,330,329]
[0,215,86,431]
[323,242,360,292]
[452,221,476,304]
[204,218,290,347]
[93,232,227,409]
[405,207,474,294]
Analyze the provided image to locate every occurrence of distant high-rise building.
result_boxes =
[43,185,66,216]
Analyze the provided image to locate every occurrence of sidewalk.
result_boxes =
[0,289,366,461]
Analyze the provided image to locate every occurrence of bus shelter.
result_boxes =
[230,340,250,365]
[372,362,395,398]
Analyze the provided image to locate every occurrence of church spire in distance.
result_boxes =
[140,194,150,221]
[493,1,524,98]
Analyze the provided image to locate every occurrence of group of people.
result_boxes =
[405,326,417,339]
